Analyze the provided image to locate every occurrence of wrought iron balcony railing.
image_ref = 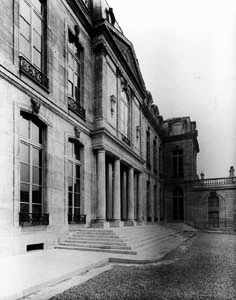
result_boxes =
[19,212,49,226]
[68,214,86,224]
[19,56,49,91]
[122,134,131,146]
[68,97,86,120]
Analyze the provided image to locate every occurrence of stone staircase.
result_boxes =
[56,223,196,256]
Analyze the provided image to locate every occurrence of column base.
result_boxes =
[123,220,135,227]
[90,219,110,228]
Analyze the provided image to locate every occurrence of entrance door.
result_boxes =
[173,188,184,221]
[208,194,219,228]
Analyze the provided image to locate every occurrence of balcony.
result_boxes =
[68,97,86,120]
[68,214,86,224]
[19,56,49,91]
[122,134,131,146]
[194,177,236,187]
[19,213,49,226]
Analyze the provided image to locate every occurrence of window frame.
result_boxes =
[19,0,46,72]
[19,112,46,217]
[120,89,130,138]
[173,149,184,178]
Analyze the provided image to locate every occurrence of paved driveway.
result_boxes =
[50,232,236,300]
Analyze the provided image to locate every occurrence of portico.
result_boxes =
[94,148,143,227]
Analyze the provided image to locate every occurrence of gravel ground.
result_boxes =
[50,233,236,300]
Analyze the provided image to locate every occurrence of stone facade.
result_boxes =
[0,0,165,256]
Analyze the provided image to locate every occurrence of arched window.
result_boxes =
[173,187,184,221]
[120,90,129,137]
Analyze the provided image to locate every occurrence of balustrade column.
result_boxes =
[97,149,106,221]
[113,159,121,221]
[128,167,134,221]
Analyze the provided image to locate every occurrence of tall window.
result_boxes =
[173,149,183,177]
[120,90,129,137]
[208,194,219,228]
[19,112,45,217]
[19,0,46,70]
[173,187,184,221]
[146,129,151,169]
[153,137,157,174]
[67,139,82,223]
[68,30,82,105]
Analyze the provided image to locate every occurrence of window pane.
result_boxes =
[75,165,80,179]
[68,68,73,82]
[31,121,42,143]
[20,163,30,182]
[20,0,30,22]
[33,148,42,166]
[20,115,29,138]
[33,31,41,51]
[68,142,73,158]
[68,192,72,206]
[20,203,29,213]
[32,0,42,14]
[33,166,41,184]
[67,162,73,177]
[74,179,80,193]
[74,207,80,216]
[32,204,41,214]
[68,177,73,192]
[20,183,29,202]
[32,185,42,203]
[20,17,30,40]
[74,144,80,160]
[20,143,29,163]
[33,11,42,33]
[33,48,41,69]
[68,81,73,96]
[68,53,73,68]
[19,35,31,59]
[74,193,80,208]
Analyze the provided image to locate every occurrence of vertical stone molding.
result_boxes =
[138,173,143,222]
[128,167,134,221]
[113,159,121,221]
[97,149,106,221]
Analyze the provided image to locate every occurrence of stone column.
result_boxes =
[97,149,106,221]
[113,159,121,224]
[137,173,143,222]
[107,162,113,220]
[121,170,127,220]
[128,167,134,222]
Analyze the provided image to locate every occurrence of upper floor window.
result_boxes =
[146,129,151,169]
[173,149,183,178]
[153,137,157,174]
[19,0,46,71]
[68,30,82,105]
[120,90,129,138]
[19,112,47,225]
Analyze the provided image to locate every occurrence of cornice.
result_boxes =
[66,0,93,34]
[164,132,199,152]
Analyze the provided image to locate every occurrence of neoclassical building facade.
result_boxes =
[0,0,164,256]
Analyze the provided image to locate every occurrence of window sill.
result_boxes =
[19,56,49,92]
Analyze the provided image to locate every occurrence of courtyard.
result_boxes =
[50,232,236,300]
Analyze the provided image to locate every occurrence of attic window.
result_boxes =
[106,8,116,25]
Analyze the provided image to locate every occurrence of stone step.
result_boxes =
[71,232,118,238]
[64,239,127,246]
[55,245,137,255]
[59,242,132,250]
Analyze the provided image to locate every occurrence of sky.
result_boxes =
[107,0,236,178]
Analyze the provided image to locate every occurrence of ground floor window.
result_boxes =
[173,187,184,221]
[208,193,219,228]
[67,139,84,224]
